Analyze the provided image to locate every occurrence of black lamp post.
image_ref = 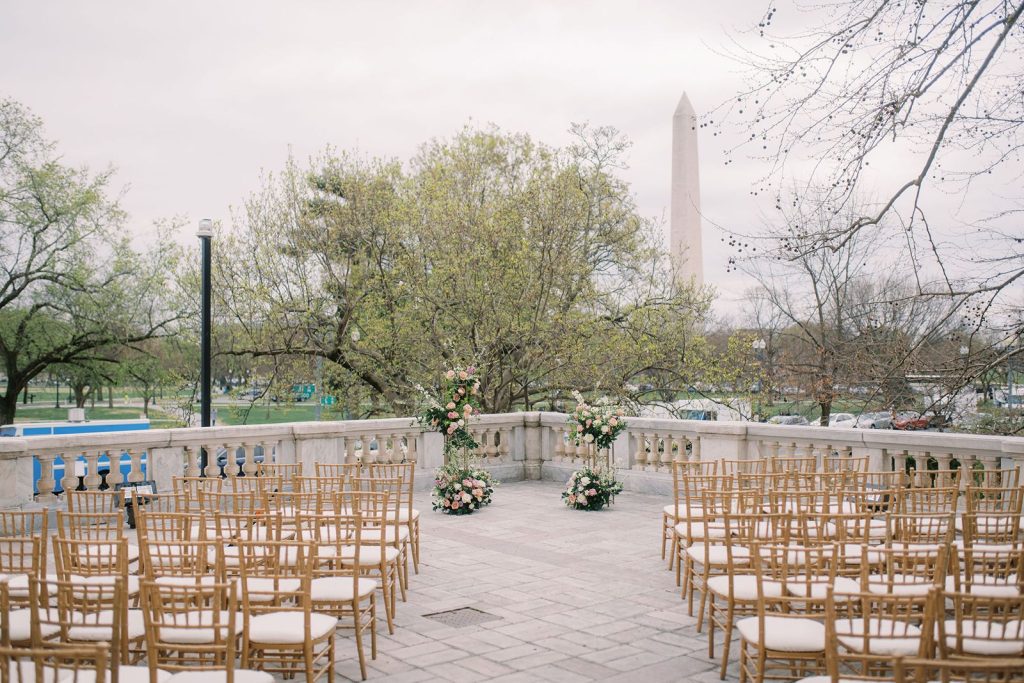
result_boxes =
[197,218,214,475]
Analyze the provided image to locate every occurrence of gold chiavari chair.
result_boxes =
[228,474,282,496]
[213,511,285,575]
[684,485,758,631]
[707,509,788,678]
[969,467,1020,489]
[55,511,139,568]
[938,591,1024,658]
[259,461,304,481]
[664,461,718,567]
[314,462,360,479]
[737,541,830,683]
[65,489,121,514]
[139,580,260,681]
[299,509,377,680]
[198,490,261,518]
[29,576,151,681]
[826,588,937,679]
[862,544,947,598]
[951,545,1024,597]
[673,472,728,584]
[368,462,421,574]
[0,536,45,609]
[354,476,410,597]
[0,643,108,683]
[0,508,48,537]
[770,456,818,474]
[342,490,401,635]
[907,468,961,490]
[171,476,222,508]
[822,454,869,474]
[893,655,1024,683]
[236,539,335,682]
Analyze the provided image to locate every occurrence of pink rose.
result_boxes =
[459,371,468,380]
[568,494,576,504]
[446,370,456,379]
[448,411,458,419]
[451,501,460,510]
[446,402,456,410]
[587,488,597,496]
[462,479,473,487]
[458,386,465,394]
[467,365,476,374]
[447,424,456,434]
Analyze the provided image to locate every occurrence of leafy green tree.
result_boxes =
[216,124,716,415]
[0,98,185,424]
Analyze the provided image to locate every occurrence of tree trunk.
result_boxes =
[22,386,28,405]
[142,396,150,417]
[108,385,114,408]
[0,393,17,424]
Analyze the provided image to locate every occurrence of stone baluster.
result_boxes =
[82,450,102,491]
[892,450,909,479]
[659,433,673,470]
[633,432,648,471]
[203,444,220,478]
[242,443,257,476]
[574,438,588,465]
[223,444,240,479]
[978,455,999,486]
[646,435,660,473]
[406,433,419,465]
[35,452,59,503]
[181,446,198,479]
[768,440,781,459]
[126,448,144,483]
[497,428,510,463]
[344,437,357,465]
[60,452,79,495]
[480,429,494,460]
[552,428,566,463]
[105,449,125,489]
[691,434,702,462]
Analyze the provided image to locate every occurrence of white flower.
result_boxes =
[578,495,587,505]
[583,433,594,443]
[580,477,591,486]
[601,425,610,433]
[461,491,472,503]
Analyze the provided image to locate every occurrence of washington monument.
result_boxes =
[670,92,703,286]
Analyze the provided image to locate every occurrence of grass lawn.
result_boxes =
[13,406,181,429]
[211,403,327,426]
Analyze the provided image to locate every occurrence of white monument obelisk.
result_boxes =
[670,93,704,286]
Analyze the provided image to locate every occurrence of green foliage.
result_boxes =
[216,124,716,416]
[415,366,481,455]
[0,98,184,424]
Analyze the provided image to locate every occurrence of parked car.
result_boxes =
[828,413,856,428]
[855,412,892,429]
[768,415,810,426]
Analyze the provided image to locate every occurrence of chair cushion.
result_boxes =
[247,612,337,643]
[157,611,244,644]
[166,670,274,683]
[942,619,1024,655]
[118,666,173,683]
[394,509,419,523]
[866,575,934,596]
[74,543,140,565]
[835,618,922,655]
[310,576,378,602]
[707,575,782,600]
[943,575,1021,598]
[340,545,399,565]
[663,504,702,519]
[673,522,727,540]
[736,616,826,652]
[360,527,410,543]
[685,543,748,566]
[7,608,62,642]
[154,576,220,588]
[71,574,140,595]
[4,573,60,597]
[67,609,146,640]
[236,578,302,601]
[786,576,861,599]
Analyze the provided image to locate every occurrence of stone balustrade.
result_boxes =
[0,411,1021,508]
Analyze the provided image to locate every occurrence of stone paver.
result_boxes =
[331,480,729,682]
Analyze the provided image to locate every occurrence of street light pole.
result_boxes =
[197,219,214,475]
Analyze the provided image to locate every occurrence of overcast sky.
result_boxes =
[1,2,809,315]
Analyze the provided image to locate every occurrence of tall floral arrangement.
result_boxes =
[416,366,481,456]
[416,365,496,515]
[567,390,627,450]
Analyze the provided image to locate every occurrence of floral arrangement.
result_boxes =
[432,466,496,515]
[563,466,623,511]
[417,365,497,515]
[415,366,481,455]
[567,390,627,450]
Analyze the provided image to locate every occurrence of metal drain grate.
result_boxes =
[422,607,503,628]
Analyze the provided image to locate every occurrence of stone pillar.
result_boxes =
[150,446,185,493]
[523,413,542,480]
[420,432,444,471]
[0,453,36,509]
